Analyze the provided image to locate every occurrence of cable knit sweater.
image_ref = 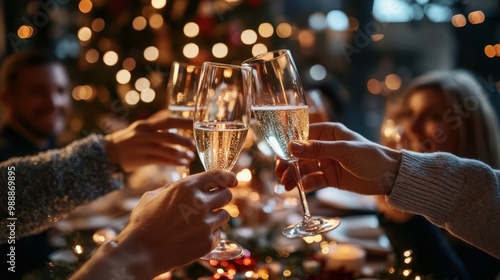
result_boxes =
[0,134,121,243]
[388,150,500,259]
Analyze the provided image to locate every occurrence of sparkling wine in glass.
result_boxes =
[243,49,340,238]
[167,61,201,177]
[194,62,251,260]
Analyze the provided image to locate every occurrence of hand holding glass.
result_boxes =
[194,62,251,260]
[167,61,201,177]
[243,49,340,238]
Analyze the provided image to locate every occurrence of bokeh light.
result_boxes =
[77,27,92,41]
[116,69,131,84]
[241,29,258,45]
[85,49,99,63]
[468,10,485,25]
[91,18,105,32]
[183,43,199,58]
[79,0,92,13]
[258,22,274,38]
[252,44,267,56]
[132,16,147,31]
[140,88,156,103]
[17,25,33,39]
[135,78,151,91]
[144,46,159,61]
[149,14,164,29]
[451,14,466,28]
[151,0,167,9]
[103,51,119,66]
[276,22,292,38]
[212,43,229,58]
[125,90,140,105]
[122,57,136,70]
[184,22,199,37]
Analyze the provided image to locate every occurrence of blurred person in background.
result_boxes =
[377,69,500,279]
[0,50,196,279]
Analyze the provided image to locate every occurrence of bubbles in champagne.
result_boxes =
[194,122,248,171]
[252,105,309,160]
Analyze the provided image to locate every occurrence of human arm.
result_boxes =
[276,122,500,258]
[70,170,237,280]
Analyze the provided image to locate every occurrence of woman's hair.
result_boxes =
[403,69,500,168]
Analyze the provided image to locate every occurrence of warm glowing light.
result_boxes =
[258,22,274,38]
[451,14,466,28]
[385,74,401,91]
[92,18,105,32]
[141,88,156,103]
[371,34,384,41]
[79,0,92,13]
[144,46,159,61]
[276,22,292,38]
[125,90,140,105]
[78,27,92,41]
[303,236,314,243]
[495,44,500,57]
[149,14,164,29]
[74,245,84,254]
[252,44,267,56]
[184,22,199,37]
[321,246,329,254]
[212,43,229,58]
[132,16,147,31]
[122,57,136,70]
[85,49,99,63]
[468,11,485,25]
[348,16,359,31]
[404,257,412,264]
[313,234,322,242]
[183,43,199,58]
[17,25,33,38]
[241,29,258,45]
[116,69,131,84]
[135,78,151,91]
[103,51,119,66]
[298,30,315,48]
[226,204,240,217]
[283,270,292,277]
[367,79,382,94]
[403,250,412,257]
[151,0,167,9]
[403,269,412,276]
[484,45,495,58]
[244,271,253,278]
[415,276,422,280]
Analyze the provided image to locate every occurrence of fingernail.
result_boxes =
[187,150,195,159]
[290,141,306,153]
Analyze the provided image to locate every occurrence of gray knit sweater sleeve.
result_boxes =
[388,150,500,258]
[0,134,121,243]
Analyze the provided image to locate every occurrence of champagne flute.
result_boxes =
[167,61,201,177]
[194,62,251,260]
[243,49,340,238]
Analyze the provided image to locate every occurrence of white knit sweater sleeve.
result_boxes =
[387,150,500,259]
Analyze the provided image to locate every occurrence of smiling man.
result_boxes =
[0,50,72,279]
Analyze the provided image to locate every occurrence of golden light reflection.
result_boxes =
[184,22,199,37]
[371,34,384,41]
[367,78,382,94]
[116,69,131,84]
[241,29,258,45]
[468,11,485,25]
[132,16,147,31]
[74,245,84,254]
[258,22,274,38]
[484,45,495,58]
[91,18,105,32]
[348,16,359,31]
[140,88,156,103]
[103,51,119,66]
[283,270,291,277]
[494,44,500,56]
[78,27,92,42]
[183,43,199,58]
[79,0,92,13]
[151,0,167,9]
[385,74,401,91]
[276,22,292,38]
[135,78,151,92]
[451,14,466,28]
[212,43,229,58]
[252,44,267,57]
[125,90,140,105]
[17,25,33,39]
[122,57,136,70]
[144,46,159,61]
[236,168,252,182]
[298,30,315,49]
[149,14,164,29]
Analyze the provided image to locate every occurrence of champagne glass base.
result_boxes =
[282,217,340,238]
[200,240,244,261]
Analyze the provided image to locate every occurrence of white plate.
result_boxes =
[316,188,377,211]
[326,215,392,255]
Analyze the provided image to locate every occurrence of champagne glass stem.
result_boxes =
[290,160,312,221]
